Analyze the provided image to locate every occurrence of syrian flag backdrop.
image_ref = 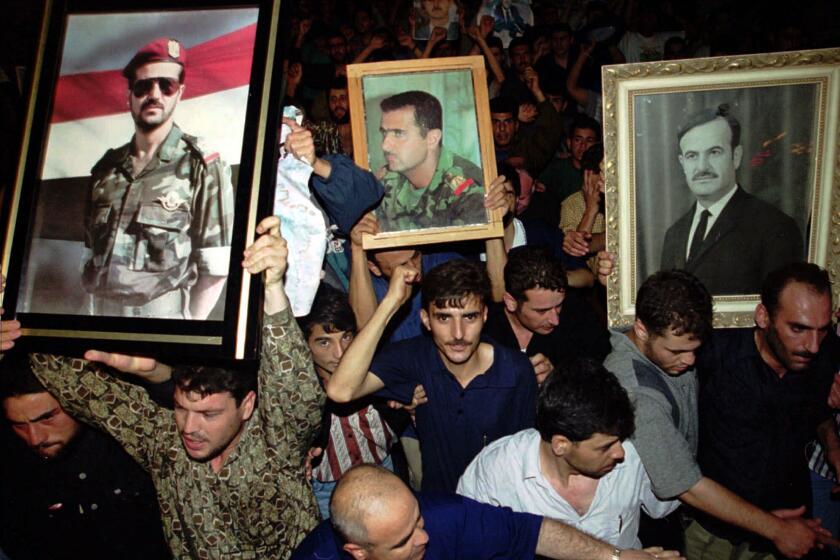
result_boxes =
[19,8,259,314]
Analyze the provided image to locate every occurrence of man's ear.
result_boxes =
[342,542,368,560]
[632,318,649,342]
[427,128,443,149]
[732,144,743,171]
[502,292,519,313]
[755,303,770,329]
[367,259,383,277]
[550,434,572,456]
[239,390,257,422]
[420,308,431,331]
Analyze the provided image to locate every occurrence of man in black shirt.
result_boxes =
[483,246,610,383]
[690,261,840,557]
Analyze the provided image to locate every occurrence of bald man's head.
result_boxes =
[330,465,429,560]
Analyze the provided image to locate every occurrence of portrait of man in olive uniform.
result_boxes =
[83,37,234,320]
[375,90,486,232]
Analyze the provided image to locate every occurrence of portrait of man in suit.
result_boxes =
[659,104,804,295]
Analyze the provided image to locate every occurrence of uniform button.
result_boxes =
[78,472,87,480]
[91,503,98,511]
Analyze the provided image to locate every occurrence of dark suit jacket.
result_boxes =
[660,187,804,295]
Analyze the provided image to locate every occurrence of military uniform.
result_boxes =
[82,124,234,318]
[376,146,486,231]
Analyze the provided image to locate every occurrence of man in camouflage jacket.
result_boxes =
[83,37,233,319]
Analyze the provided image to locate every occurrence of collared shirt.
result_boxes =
[696,328,834,547]
[684,184,738,260]
[29,308,324,559]
[290,493,543,559]
[370,335,537,493]
[483,295,611,367]
[457,429,679,548]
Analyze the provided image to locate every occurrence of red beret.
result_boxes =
[122,38,187,79]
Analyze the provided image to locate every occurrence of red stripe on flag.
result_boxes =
[52,24,257,123]
[453,178,474,196]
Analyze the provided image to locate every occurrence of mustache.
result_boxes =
[793,350,817,360]
[142,99,164,110]
[691,171,718,181]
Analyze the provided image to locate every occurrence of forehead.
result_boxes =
[329,88,348,98]
[511,44,530,54]
[381,107,419,129]
[773,282,832,322]
[374,248,419,268]
[680,118,731,150]
[579,432,620,448]
[3,392,62,420]
[653,328,702,351]
[552,31,570,40]
[572,127,597,139]
[173,387,236,410]
[491,112,515,121]
[522,287,565,307]
[309,324,352,340]
[429,294,484,314]
[133,61,182,80]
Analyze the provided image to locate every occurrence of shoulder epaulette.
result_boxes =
[181,133,220,165]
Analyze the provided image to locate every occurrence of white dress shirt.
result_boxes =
[684,185,738,260]
[457,429,679,548]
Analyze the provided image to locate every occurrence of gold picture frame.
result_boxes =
[602,48,840,328]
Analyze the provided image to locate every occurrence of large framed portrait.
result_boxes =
[347,56,503,250]
[603,48,840,328]
[0,0,284,359]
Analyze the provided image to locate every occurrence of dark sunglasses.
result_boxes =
[131,77,180,97]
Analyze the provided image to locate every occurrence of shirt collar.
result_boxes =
[695,183,738,219]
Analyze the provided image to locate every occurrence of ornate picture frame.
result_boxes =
[603,48,840,328]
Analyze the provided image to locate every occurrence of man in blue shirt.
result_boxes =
[327,259,537,492]
[291,464,680,560]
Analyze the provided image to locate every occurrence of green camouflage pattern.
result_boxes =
[376,146,487,231]
[29,308,324,559]
[82,124,234,310]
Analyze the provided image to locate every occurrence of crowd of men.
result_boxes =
[1,0,839,559]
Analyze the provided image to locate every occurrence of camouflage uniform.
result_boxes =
[82,124,233,318]
[376,146,486,231]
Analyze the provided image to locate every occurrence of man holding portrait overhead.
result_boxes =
[375,90,487,232]
[660,104,803,295]
[82,38,234,319]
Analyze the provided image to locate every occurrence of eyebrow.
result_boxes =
[392,511,422,549]
[12,407,59,424]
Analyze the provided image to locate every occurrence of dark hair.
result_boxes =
[0,353,47,401]
[570,114,602,141]
[298,283,357,340]
[497,162,521,199]
[508,36,531,52]
[421,259,491,310]
[329,76,348,91]
[550,23,573,36]
[326,29,347,44]
[760,262,832,317]
[580,143,604,173]
[536,359,635,442]
[504,246,568,302]
[542,73,569,98]
[490,96,518,116]
[636,270,713,340]
[380,90,442,136]
[486,36,504,51]
[172,365,257,407]
[677,104,741,152]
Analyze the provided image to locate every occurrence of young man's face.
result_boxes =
[640,326,702,375]
[568,127,599,164]
[173,388,255,462]
[369,249,422,279]
[505,287,565,335]
[509,44,532,73]
[678,117,742,206]
[491,112,518,148]
[128,61,184,131]
[380,107,437,174]
[328,36,348,63]
[759,281,832,372]
[4,392,82,459]
[420,295,488,368]
[422,0,452,24]
[329,88,350,123]
[307,325,355,380]
[563,432,625,478]
[551,30,571,56]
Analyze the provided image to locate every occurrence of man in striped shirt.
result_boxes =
[300,284,415,518]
